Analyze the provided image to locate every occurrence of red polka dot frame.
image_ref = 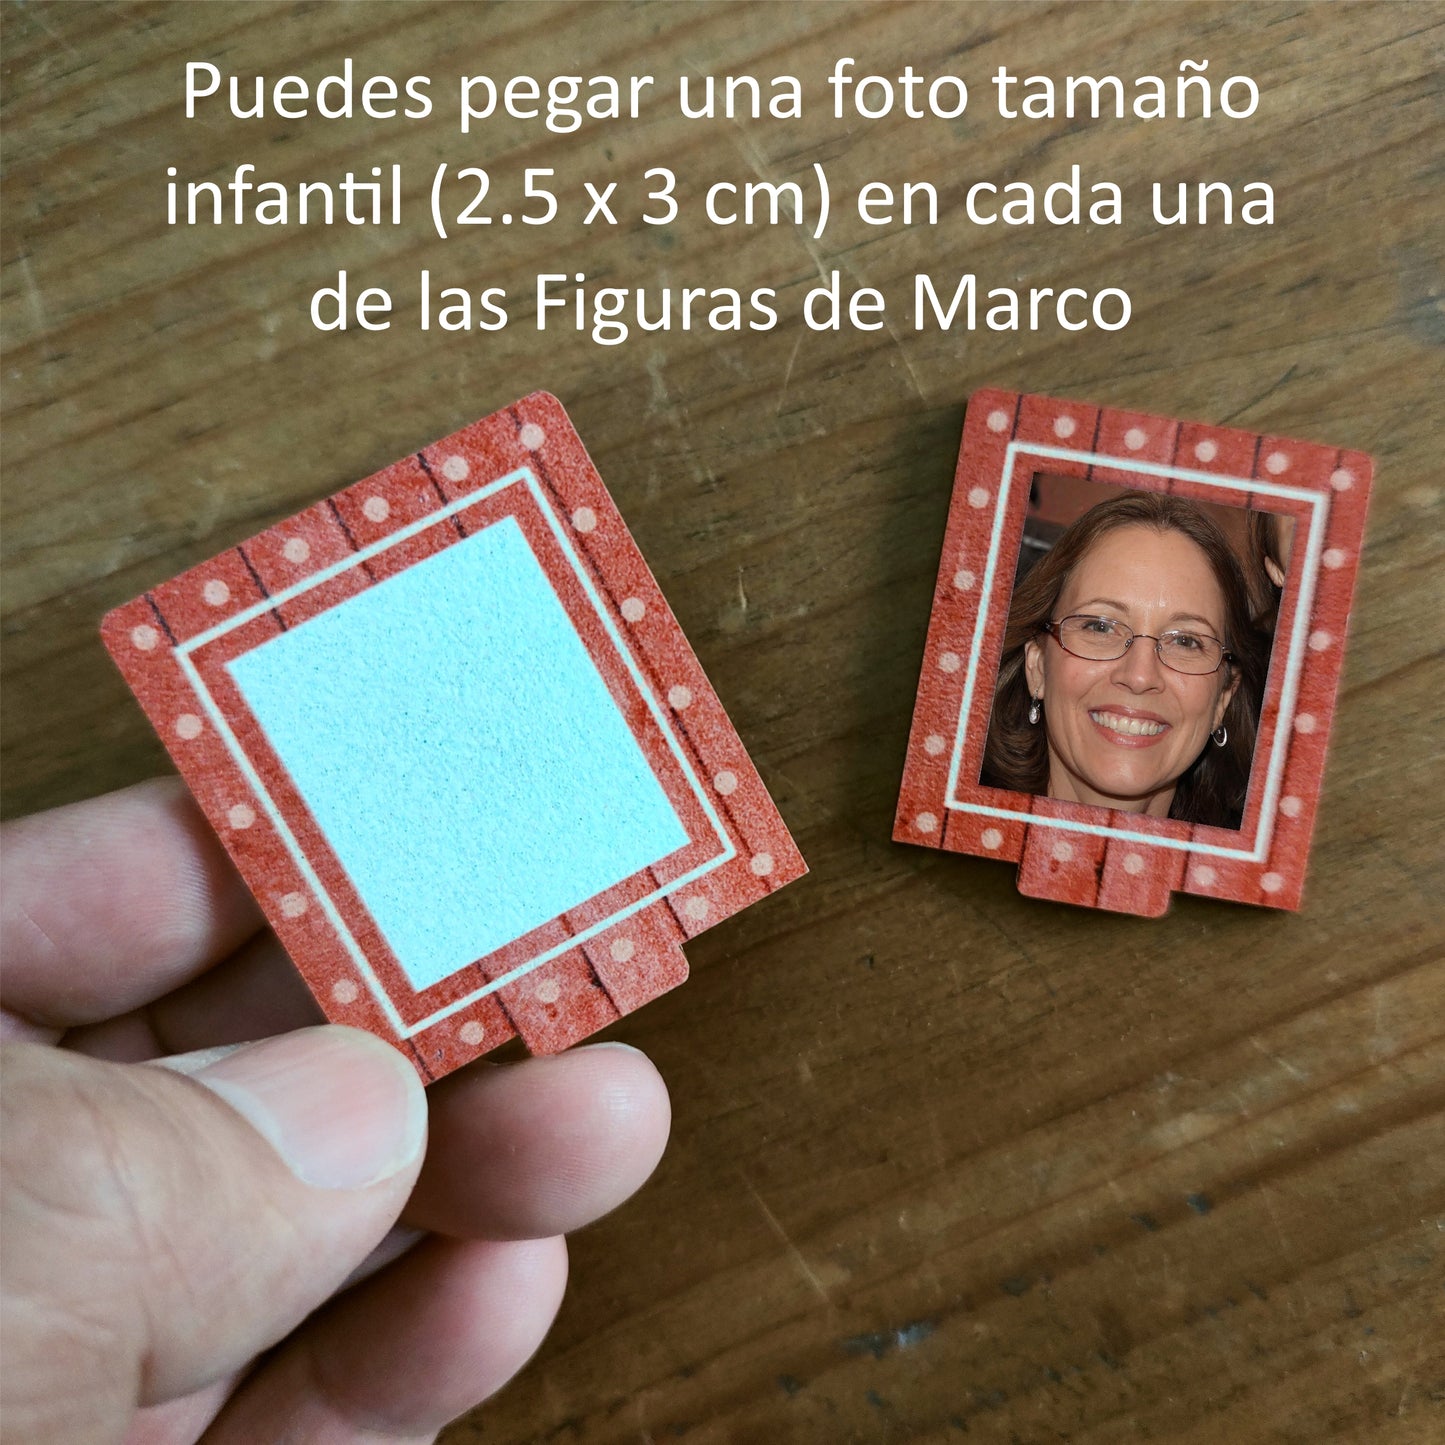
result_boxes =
[894,388,1373,918]
[103,393,805,1081]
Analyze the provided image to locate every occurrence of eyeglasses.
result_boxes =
[1043,615,1234,676]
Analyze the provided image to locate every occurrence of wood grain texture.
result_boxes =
[3,3,1442,1440]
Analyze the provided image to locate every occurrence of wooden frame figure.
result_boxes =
[894,388,1372,917]
[105,393,805,1081]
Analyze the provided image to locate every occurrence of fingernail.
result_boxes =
[171,1027,427,1190]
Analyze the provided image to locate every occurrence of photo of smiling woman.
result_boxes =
[982,490,1271,830]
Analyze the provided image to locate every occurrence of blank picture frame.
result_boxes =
[105,393,805,1080]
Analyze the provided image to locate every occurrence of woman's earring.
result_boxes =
[1212,724,1228,747]
[1029,696,1042,726]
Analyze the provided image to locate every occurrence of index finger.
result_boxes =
[0,777,264,1028]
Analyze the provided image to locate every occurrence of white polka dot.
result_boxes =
[939,651,961,674]
[668,684,693,710]
[175,713,203,740]
[519,422,546,451]
[1294,713,1316,735]
[953,568,976,591]
[227,803,255,830]
[609,937,635,963]
[1052,839,1074,863]
[1194,439,1219,463]
[915,811,938,834]
[572,506,597,533]
[1053,415,1077,439]
[1322,547,1347,570]
[986,409,1010,433]
[684,896,710,921]
[1280,795,1302,818]
[980,827,1004,851]
[362,496,390,523]
[924,733,946,756]
[621,597,646,622]
[203,579,230,607]
[332,979,359,1004]
[1260,872,1284,894]
[1264,451,1290,475]
[535,978,561,1004]
[280,891,307,918]
[1193,865,1217,887]
[1124,427,1147,451]
[1308,630,1333,652]
[459,1019,485,1045]
[282,537,310,565]
[1330,468,1354,492]
[1123,852,1146,876]
[967,487,990,509]
[441,454,469,482]
[750,853,775,876]
[131,624,159,651]
[714,770,738,795]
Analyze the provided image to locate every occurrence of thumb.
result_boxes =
[0,1027,426,1441]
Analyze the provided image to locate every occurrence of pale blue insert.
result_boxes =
[227,515,688,991]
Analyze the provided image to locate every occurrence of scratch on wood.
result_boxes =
[739,1171,834,1307]
[17,255,49,337]
[1250,1036,1309,1082]
[776,333,803,416]
[715,101,831,289]
[1218,364,1299,424]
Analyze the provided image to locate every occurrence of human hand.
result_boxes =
[0,778,672,1444]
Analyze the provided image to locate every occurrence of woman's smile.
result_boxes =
[1086,707,1170,742]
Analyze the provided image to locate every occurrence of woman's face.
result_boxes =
[1023,524,1239,817]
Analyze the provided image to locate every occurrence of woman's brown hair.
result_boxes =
[1245,509,1286,633]
[981,490,1270,829]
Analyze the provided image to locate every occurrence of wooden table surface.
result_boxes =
[4,3,1443,1440]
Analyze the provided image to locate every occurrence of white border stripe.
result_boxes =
[180,468,734,1038]
[944,445,1019,806]
[943,442,1326,863]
